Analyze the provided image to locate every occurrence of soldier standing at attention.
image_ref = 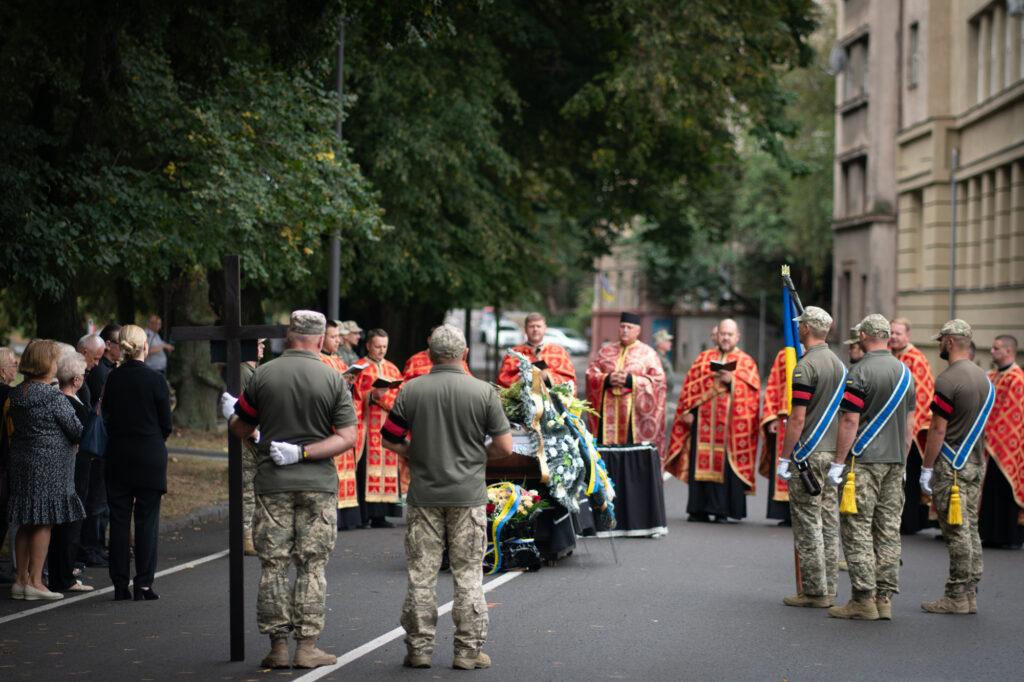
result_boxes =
[919,320,995,615]
[776,307,846,609]
[381,324,512,670]
[222,310,358,669]
[827,314,916,621]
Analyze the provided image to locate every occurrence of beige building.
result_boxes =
[833,0,1024,366]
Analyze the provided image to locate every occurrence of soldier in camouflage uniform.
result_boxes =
[238,340,264,555]
[827,314,916,621]
[382,324,512,671]
[776,307,845,608]
[919,320,991,615]
[223,311,358,669]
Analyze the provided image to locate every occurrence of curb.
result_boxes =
[163,501,230,535]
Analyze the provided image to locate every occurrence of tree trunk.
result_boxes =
[34,285,84,344]
[167,267,219,431]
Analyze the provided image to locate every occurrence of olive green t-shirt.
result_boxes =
[839,349,917,463]
[931,359,991,468]
[236,349,358,494]
[791,343,846,453]
[385,364,510,507]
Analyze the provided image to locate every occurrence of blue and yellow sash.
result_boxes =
[792,365,848,463]
[850,363,912,458]
[940,382,995,470]
[485,482,522,575]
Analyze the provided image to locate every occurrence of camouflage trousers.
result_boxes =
[241,440,259,532]
[401,505,488,658]
[933,457,984,597]
[838,461,905,601]
[789,450,839,597]
[253,491,337,639]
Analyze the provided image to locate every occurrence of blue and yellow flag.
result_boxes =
[782,284,803,412]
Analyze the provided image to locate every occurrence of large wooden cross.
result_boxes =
[171,255,287,662]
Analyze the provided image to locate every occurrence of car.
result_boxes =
[546,327,590,355]
[482,319,524,347]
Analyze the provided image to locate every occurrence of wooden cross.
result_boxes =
[171,255,287,662]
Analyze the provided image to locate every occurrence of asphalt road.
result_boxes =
[2,470,1022,681]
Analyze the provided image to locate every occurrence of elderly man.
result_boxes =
[144,315,174,376]
[352,328,405,528]
[828,314,916,621]
[497,313,576,388]
[76,334,105,409]
[584,312,668,458]
[338,320,362,367]
[919,320,995,615]
[382,324,512,670]
[890,317,935,534]
[666,318,760,523]
[225,310,358,669]
[978,334,1024,549]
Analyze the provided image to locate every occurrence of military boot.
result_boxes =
[293,638,337,668]
[452,651,491,670]
[875,595,892,620]
[242,529,257,556]
[921,595,969,614]
[783,593,833,608]
[260,637,291,669]
[828,598,879,620]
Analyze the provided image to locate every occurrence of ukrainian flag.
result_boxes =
[782,284,803,412]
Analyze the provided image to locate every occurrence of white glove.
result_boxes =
[269,441,302,467]
[776,459,792,482]
[220,392,238,421]
[920,467,934,495]
[827,462,846,486]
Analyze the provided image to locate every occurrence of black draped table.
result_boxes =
[592,443,668,537]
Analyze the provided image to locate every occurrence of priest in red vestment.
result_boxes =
[497,313,577,388]
[403,327,471,381]
[352,328,404,528]
[759,349,791,524]
[665,318,760,522]
[584,312,667,459]
[890,317,936,533]
[979,334,1024,548]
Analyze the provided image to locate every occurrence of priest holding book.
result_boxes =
[665,318,761,522]
[352,328,405,528]
[497,313,577,389]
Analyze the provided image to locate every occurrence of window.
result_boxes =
[907,22,920,88]
[844,37,870,101]
[842,157,868,217]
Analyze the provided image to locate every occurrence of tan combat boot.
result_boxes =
[242,529,257,556]
[875,595,892,620]
[452,651,491,670]
[293,638,337,668]
[828,598,879,620]
[260,636,291,669]
[403,653,432,668]
[783,593,834,608]
[921,595,969,614]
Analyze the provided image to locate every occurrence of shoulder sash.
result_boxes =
[850,363,911,458]
[792,364,848,463]
[940,380,995,470]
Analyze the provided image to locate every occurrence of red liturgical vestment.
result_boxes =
[402,349,470,381]
[353,357,405,502]
[986,364,1024,511]
[319,354,360,509]
[497,343,577,388]
[893,344,934,449]
[758,349,789,501]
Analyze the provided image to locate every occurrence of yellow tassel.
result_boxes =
[839,461,858,515]
[947,471,963,526]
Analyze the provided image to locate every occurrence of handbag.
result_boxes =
[80,398,108,457]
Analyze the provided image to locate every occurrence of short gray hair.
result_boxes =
[428,324,467,360]
[57,347,87,387]
[77,334,104,353]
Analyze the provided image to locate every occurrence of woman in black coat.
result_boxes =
[102,324,172,601]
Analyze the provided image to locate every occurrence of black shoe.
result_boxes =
[369,518,395,529]
[134,586,159,601]
[114,586,132,601]
[687,513,710,523]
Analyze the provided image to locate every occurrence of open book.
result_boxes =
[709,359,737,372]
[343,363,368,376]
[372,378,403,390]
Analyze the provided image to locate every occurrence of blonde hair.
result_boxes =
[18,339,61,379]
[890,317,911,332]
[119,324,148,359]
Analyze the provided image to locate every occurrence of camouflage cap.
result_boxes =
[652,329,674,343]
[842,327,860,346]
[793,306,833,333]
[429,323,467,360]
[290,310,326,336]
[931,319,973,340]
[343,320,363,334]
[854,313,891,338]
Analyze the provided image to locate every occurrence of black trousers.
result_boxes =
[106,480,163,590]
[47,450,93,590]
[79,456,109,561]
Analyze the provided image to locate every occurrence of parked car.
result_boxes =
[482,319,524,347]
[547,327,590,355]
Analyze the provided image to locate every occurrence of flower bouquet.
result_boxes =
[484,482,546,573]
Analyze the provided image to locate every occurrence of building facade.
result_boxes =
[834,0,1024,365]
